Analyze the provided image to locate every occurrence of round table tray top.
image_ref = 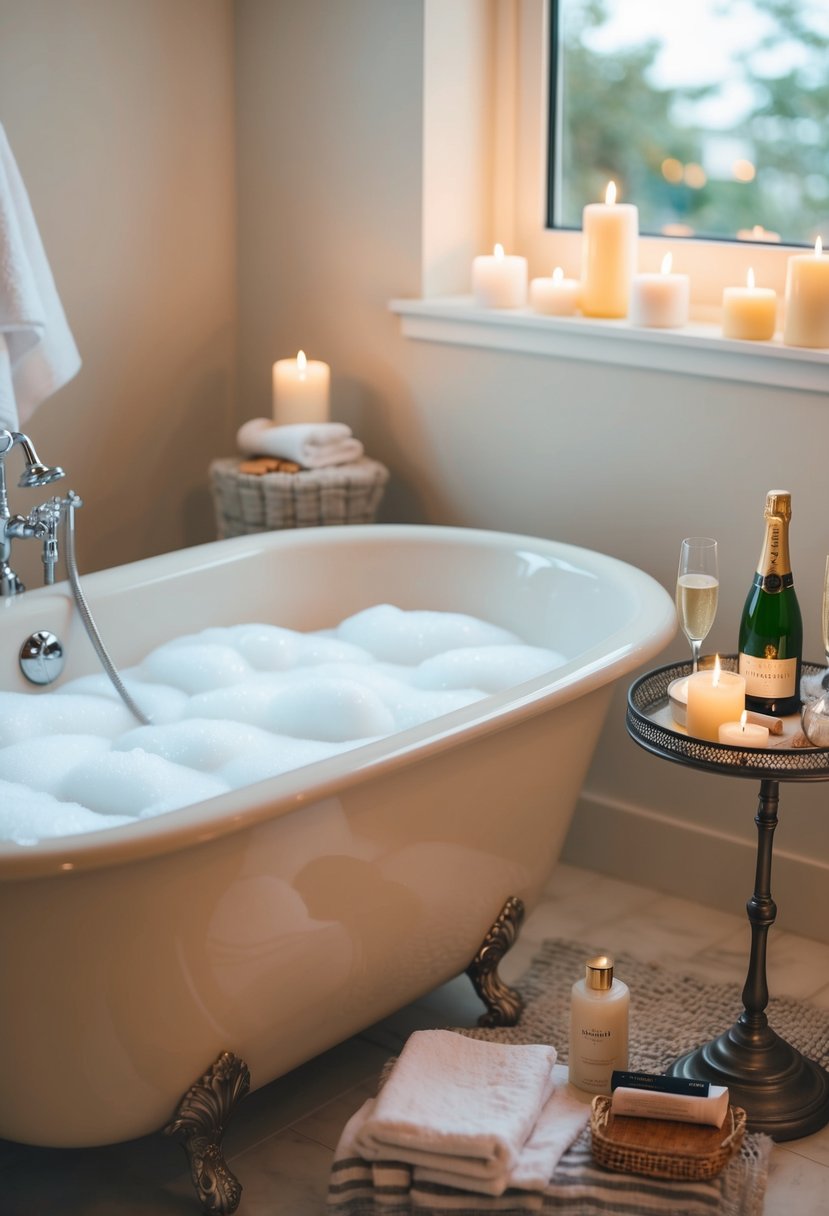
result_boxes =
[627,657,829,780]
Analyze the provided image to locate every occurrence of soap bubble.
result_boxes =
[414,645,566,692]
[336,605,520,663]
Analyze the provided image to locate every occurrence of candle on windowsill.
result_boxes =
[529,266,581,316]
[472,243,528,308]
[686,656,746,743]
[783,237,829,348]
[722,268,777,341]
[736,225,781,243]
[272,350,331,425]
[629,253,690,328]
[581,180,638,318]
[718,710,770,749]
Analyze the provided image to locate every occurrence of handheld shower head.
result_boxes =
[10,433,65,488]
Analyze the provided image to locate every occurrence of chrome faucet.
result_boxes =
[0,429,66,596]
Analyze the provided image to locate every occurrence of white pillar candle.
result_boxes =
[272,350,331,425]
[783,237,829,348]
[472,243,528,308]
[629,253,689,328]
[529,266,581,316]
[718,711,769,749]
[581,181,638,318]
[722,268,777,341]
[686,658,746,743]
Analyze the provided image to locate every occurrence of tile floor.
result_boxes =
[4,861,829,1214]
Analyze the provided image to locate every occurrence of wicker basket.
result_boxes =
[210,456,389,537]
[590,1095,747,1181]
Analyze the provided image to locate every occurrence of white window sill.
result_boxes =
[389,296,829,394]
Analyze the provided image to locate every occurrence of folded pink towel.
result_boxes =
[351,1030,578,1195]
[237,418,364,468]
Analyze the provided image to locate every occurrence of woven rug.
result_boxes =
[324,937,819,1216]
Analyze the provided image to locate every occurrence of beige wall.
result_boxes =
[2,1,828,936]
[0,0,237,585]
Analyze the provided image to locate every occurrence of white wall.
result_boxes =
[0,0,237,583]
[2,1,827,938]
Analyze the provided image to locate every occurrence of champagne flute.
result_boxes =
[676,537,719,672]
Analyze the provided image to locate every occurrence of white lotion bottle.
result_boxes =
[569,954,629,1094]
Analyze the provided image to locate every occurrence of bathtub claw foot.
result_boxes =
[466,895,526,1027]
[164,1050,251,1215]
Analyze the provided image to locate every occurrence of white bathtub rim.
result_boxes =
[0,525,676,879]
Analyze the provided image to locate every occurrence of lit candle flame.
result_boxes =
[740,710,748,731]
[712,654,721,687]
[660,252,673,275]
[553,266,564,282]
[747,267,756,290]
[494,243,505,259]
[605,180,617,206]
[296,349,307,379]
[816,237,823,257]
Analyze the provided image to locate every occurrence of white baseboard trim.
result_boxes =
[562,791,829,944]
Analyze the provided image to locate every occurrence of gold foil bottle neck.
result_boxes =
[585,954,614,990]
[764,490,792,521]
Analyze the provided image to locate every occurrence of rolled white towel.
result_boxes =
[352,1029,558,1193]
[236,417,364,469]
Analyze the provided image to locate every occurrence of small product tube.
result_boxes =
[611,1083,730,1128]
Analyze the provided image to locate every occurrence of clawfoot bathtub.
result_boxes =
[0,525,674,1166]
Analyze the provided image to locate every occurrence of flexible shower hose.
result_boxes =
[63,493,152,726]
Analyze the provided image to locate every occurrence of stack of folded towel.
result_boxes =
[336,1029,590,1199]
[237,417,364,470]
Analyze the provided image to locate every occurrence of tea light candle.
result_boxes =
[686,658,746,743]
[472,243,528,308]
[783,237,829,348]
[272,351,331,424]
[581,181,638,318]
[530,266,581,315]
[722,268,777,341]
[719,710,769,748]
[629,253,690,328]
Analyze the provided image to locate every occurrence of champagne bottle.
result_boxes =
[738,490,803,715]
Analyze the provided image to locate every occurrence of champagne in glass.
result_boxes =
[676,537,719,672]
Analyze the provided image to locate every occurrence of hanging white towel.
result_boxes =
[0,123,81,432]
[352,1029,563,1195]
[236,417,364,469]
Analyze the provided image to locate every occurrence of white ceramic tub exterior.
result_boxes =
[0,524,675,1147]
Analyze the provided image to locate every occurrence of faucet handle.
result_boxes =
[0,430,12,455]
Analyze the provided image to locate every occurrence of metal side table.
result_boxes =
[627,657,829,1142]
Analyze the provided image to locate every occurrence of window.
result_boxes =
[548,0,829,247]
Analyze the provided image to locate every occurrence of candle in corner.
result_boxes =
[581,180,639,318]
[272,350,331,425]
[783,237,829,348]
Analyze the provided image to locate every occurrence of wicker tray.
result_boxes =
[590,1095,747,1180]
[210,456,389,536]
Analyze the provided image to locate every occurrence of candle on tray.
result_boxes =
[272,351,331,425]
[472,243,528,308]
[580,181,638,319]
[718,710,770,748]
[686,657,746,743]
[722,268,777,341]
[783,237,829,348]
[629,253,690,328]
[530,266,581,316]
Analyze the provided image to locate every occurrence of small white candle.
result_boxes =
[529,266,581,316]
[581,180,639,319]
[736,225,781,243]
[472,243,528,308]
[783,237,829,348]
[719,710,770,749]
[686,657,746,743]
[629,253,690,328]
[272,350,331,425]
[722,268,777,341]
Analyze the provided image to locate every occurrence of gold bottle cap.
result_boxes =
[764,490,791,521]
[585,954,614,990]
